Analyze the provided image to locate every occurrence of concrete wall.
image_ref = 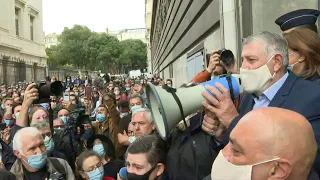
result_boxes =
[150,0,320,84]
[204,27,221,59]
[151,0,220,73]
[252,0,318,34]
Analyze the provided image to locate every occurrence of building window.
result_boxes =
[15,8,20,36]
[30,16,34,40]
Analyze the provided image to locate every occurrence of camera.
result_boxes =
[34,81,64,104]
[206,49,235,67]
[218,49,235,67]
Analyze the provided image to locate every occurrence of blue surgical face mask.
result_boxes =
[96,114,106,122]
[287,61,301,72]
[131,105,142,112]
[1,104,5,110]
[128,136,136,143]
[1,94,6,97]
[5,119,14,126]
[287,65,293,71]
[93,144,106,157]
[126,87,131,91]
[22,151,48,170]
[87,166,104,180]
[40,103,49,111]
[44,136,54,153]
[60,116,69,125]
[15,112,20,120]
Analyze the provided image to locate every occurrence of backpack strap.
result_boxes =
[49,158,67,179]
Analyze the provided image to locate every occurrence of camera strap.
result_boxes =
[225,73,235,103]
[49,158,66,179]
[162,85,199,179]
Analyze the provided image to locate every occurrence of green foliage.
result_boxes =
[46,25,148,73]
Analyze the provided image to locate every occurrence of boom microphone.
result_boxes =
[93,77,104,91]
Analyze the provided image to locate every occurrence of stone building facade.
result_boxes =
[150,0,319,87]
[0,0,47,85]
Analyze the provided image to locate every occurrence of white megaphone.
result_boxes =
[146,75,242,139]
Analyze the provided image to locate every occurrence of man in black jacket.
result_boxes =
[167,112,218,180]
[0,139,16,171]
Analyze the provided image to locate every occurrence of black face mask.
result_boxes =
[81,128,94,140]
[128,166,156,180]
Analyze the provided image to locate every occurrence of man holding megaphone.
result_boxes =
[201,31,320,173]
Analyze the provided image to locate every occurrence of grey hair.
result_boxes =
[13,127,42,152]
[30,121,50,130]
[132,107,153,123]
[129,93,145,105]
[244,31,289,67]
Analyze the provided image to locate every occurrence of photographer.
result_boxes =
[191,50,237,83]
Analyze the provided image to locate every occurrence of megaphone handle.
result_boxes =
[161,85,199,178]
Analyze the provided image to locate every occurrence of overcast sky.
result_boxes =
[43,0,146,35]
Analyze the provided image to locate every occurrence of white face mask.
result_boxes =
[211,151,280,180]
[240,55,275,95]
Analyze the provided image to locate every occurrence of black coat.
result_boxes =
[53,130,76,170]
[166,112,218,180]
[0,140,16,171]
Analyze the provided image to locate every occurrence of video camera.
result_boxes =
[34,81,64,104]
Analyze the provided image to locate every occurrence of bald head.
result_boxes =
[229,107,316,179]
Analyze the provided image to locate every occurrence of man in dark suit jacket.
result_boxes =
[201,31,320,174]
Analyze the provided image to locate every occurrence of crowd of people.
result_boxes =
[0,8,320,180]
[0,71,173,180]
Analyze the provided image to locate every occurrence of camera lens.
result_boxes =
[50,81,64,96]
[220,49,235,67]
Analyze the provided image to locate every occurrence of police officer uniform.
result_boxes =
[275,9,320,33]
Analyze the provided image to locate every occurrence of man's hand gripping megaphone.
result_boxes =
[201,83,240,141]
